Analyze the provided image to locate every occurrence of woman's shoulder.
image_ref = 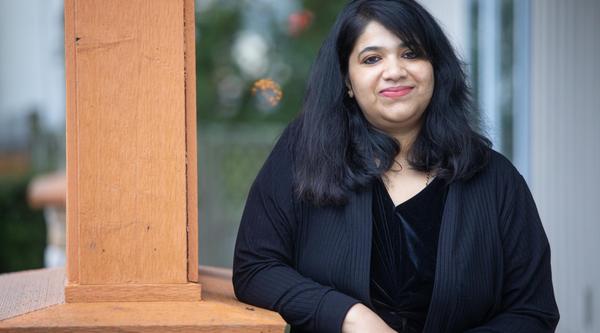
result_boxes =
[462,149,534,224]
[467,148,525,189]
[487,149,520,175]
[251,120,299,194]
[261,119,299,170]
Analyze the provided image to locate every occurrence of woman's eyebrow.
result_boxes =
[356,43,407,60]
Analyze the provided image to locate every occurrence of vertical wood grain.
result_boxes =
[184,0,198,283]
[64,0,79,284]
[72,0,188,285]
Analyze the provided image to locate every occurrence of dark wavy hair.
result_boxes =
[290,0,491,206]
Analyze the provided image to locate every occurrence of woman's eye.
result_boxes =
[403,50,418,59]
[362,55,381,64]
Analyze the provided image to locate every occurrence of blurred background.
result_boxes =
[0,0,598,332]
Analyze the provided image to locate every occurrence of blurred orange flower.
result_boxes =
[252,79,283,108]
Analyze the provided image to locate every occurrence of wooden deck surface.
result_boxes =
[0,267,286,332]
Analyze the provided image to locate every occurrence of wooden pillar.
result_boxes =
[0,1,286,330]
[64,0,200,302]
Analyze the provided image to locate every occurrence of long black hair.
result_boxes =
[290,0,491,206]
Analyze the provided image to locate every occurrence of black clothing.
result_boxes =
[232,126,559,333]
[370,176,448,332]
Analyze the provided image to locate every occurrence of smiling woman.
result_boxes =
[346,21,434,152]
[232,1,559,332]
[345,20,437,206]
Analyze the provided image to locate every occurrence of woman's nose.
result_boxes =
[382,59,408,81]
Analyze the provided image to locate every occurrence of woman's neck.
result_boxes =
[390,125,421,163]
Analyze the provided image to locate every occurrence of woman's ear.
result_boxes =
[345,78,354,98]
[345,78,352,90]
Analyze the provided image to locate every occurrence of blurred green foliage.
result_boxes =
[195,1,348,267]
[221,144,272,205]
[0,174,46,273]
[196,0,347,124]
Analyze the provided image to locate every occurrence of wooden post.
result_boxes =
[0,0,286,330]
[64,0,200,302]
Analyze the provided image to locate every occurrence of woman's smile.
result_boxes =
[379,86,414,99]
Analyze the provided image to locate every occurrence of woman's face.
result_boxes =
[347,21,434,136]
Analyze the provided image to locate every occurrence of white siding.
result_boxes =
[418,0,470,60]
[531,0,600,332]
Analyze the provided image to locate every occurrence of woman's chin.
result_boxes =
[379,110,424,128]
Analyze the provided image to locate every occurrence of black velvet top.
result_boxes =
[370,176,449,333]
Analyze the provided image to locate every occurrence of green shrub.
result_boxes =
[0,174,46,273]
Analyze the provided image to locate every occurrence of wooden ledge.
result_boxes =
[0,298,285,332]
[0,267,286,332]
[65,282,202,302]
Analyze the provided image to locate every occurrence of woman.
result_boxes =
[233,0,559,332]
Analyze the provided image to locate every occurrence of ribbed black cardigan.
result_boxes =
[232,127,559,333]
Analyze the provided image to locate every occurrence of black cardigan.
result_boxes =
[232,127,559,333]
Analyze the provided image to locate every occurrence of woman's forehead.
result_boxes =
[352,21,407,52]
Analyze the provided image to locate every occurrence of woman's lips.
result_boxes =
[379,86,413,98]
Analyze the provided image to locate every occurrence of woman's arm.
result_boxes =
[233,133,364,333]
[465,171,559,332]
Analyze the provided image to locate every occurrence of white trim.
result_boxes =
[478,0,502,151]
[512,0,531,181]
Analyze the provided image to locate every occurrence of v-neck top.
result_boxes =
[370,175,449,332]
